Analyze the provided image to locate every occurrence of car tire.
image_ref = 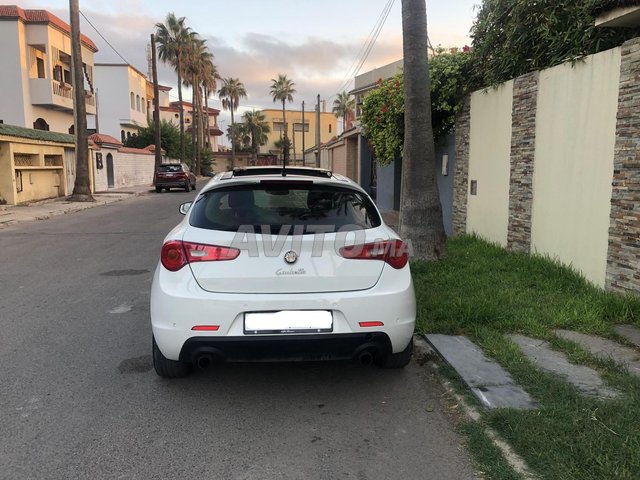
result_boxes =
[191,182,196,191]
[152,336,191,378]
[155,186,161,193]
[184,182,190,192]
[374,337,413,369]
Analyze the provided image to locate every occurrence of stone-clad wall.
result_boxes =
[452,98,470,236]
[507,72,539,253]
[606,38,640,294]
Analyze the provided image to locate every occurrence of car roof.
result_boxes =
[201,166,365,194]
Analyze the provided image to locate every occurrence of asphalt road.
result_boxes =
[0,187,475,480]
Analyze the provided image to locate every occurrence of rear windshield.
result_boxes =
[158,164,183,172]
[189,184,381,234]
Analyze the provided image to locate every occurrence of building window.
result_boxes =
[33,118,49,131]
[126,131,132,140]
[136,95,141,112]
[130,92,135,109]
[141,101,146,114]
[68,124,75,135]
[273,121,286,132]
[63,69,72,85]
[36,58,45,79]
[329,124,332,134]
[294,123,309,132]
[121,130,126,142]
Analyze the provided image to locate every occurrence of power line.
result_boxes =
[332,0,393,97]
[332,0,396,98]
[79,10,130,65]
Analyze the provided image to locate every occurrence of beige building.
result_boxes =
[0,123,89,205]
[0,6,98,134]
[158,94,223,153]
[259,109,338,163]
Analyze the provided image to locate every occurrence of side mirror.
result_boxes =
[178,202,192,215]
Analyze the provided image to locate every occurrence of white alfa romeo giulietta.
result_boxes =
[150,167,416,377]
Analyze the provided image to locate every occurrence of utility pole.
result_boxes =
[315,94,321,168]
[301,101,305,165]
[69,0,93,201]
[292,118,296,164]
[151,34,162,171]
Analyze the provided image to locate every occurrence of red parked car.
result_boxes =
[154,163,196,193]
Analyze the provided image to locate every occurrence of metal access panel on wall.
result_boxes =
[64,148,76,195]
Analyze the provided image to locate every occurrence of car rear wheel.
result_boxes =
[152,336,191,378]
[374,337,413,369]
[184,182,190,192]
[155,186,161,193]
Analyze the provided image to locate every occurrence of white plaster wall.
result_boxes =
[31,106,74,134]
[93,65,132,140]
[466,81,514,247]
[531,48,620,287]
[92,148,109,192]
[112,151,154,188]
[0,21,29,127]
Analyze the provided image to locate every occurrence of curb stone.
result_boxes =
[418,334,539,480]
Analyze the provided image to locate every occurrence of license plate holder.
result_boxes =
[244,310,333,334]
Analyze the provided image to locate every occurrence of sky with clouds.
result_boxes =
[17,0,479,130]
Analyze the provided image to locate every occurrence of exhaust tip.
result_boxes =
[196,355,213,369]
[358,351,374,366]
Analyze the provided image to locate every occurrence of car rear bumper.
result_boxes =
[156,180,189,188]
[179,333,392,363]
[151,263,416,361]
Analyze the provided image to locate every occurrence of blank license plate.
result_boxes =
[244,310,333,334]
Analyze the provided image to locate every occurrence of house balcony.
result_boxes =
[29,78,96,115]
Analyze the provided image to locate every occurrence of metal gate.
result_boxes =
[64,148,76,195]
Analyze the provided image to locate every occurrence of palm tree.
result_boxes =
[269,74,296,165]
[201,62,220,152]
[400,0,447,260]
[218,77,247,167]
[241,110,271,163]
[155,13,191,164]
[332,91,355,132]
[183,35,213,174]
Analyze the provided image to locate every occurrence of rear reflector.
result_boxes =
[191,325,220,331]
[359,321,384,328]
[339,239,409,269]
[161,240,240,271]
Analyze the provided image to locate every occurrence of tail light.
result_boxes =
[161,240,240,271]
[339,239,409,269]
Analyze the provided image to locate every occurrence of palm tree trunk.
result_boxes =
[230,100,235,168]
[399,0,447,261]
[282,99,287,166]
[69,0,92,201]
[196,82,203,174]
[177,55,185,164]
[191,80,197,172]
[204,86,211,151]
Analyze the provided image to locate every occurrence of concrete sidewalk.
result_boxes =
[0,183,155,228]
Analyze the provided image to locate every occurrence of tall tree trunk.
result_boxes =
[196,82,203,174]
[399,0,446,260]
[282,99,287,166]
[177,55,185,164]
[69,0,93,201]
[230,101,235,168]
[191,81,197,172]
[204,86,211,151]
